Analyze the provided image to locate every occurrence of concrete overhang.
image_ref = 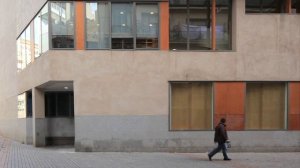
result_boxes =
[36,81,73,92]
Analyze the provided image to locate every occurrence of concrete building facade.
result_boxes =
[0,0,300,152]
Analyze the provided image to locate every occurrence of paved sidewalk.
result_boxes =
[0,137,300,168]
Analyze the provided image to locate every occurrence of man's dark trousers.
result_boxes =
[208,142,229,159]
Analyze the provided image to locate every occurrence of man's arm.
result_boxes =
[219,124,228,141]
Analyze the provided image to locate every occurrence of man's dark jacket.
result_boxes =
[214,123,228,143]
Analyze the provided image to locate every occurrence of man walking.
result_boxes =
[208,118,231,161]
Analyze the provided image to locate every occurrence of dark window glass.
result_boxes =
[45,92,74,117]
[246,0,286,13]
[170,0,188,50]
[26,92,32,118]
[57,93,70,117]
[136,38,158,48]
[216,0,232,50]
[45,93,56,117]
[70,93,74,116]
[51,2,75,49]
[189,0,211,50]
[292,0,300,13]
[112,38,134,49]
[170,0,231,51]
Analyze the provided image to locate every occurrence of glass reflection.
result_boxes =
[189,0,211,50]
[86,2,110,49]
[136,4,159,48]
[18,93,26,119]
[216,0,231,50]
[112,4,133,37]
[170,0,212,50]
[25,25,31,65]
[20,32,26,69]
[34,15,41,58]
[51,2,74,48]
[41,3,49,52]
[169,0,188,50]
[17,39,22,72]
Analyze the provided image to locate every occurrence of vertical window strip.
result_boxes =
[212,0,216,50]
[286,0,292,13]
[285,82,288,129]
[75,1,85,50]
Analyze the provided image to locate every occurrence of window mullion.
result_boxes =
[211,0,216,50]
[286,0,292,13]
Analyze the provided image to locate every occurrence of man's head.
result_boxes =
[220,118,226,124]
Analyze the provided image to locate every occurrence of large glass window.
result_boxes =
[86,2,110,49]
[170,0,212,50]
[246,0,286,13]
[112,4,133,37]
[292,0,300,13]
[136,4,159,49]
[169,0,231,50]
[45,92,74,117]
[111,3,133,49]
[17,24,33,71]
[245,82,286,130]
[170,82,212,130]
[51,2,75,49]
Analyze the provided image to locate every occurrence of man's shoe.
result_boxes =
[208,154,212,161]
[224,158,231,161]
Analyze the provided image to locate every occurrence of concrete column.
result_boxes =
[25,118,33,145]
[32,87,46,147]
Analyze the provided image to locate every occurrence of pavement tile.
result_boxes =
[0,136,300,168]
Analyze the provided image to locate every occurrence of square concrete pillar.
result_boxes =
[32,87,46,147]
